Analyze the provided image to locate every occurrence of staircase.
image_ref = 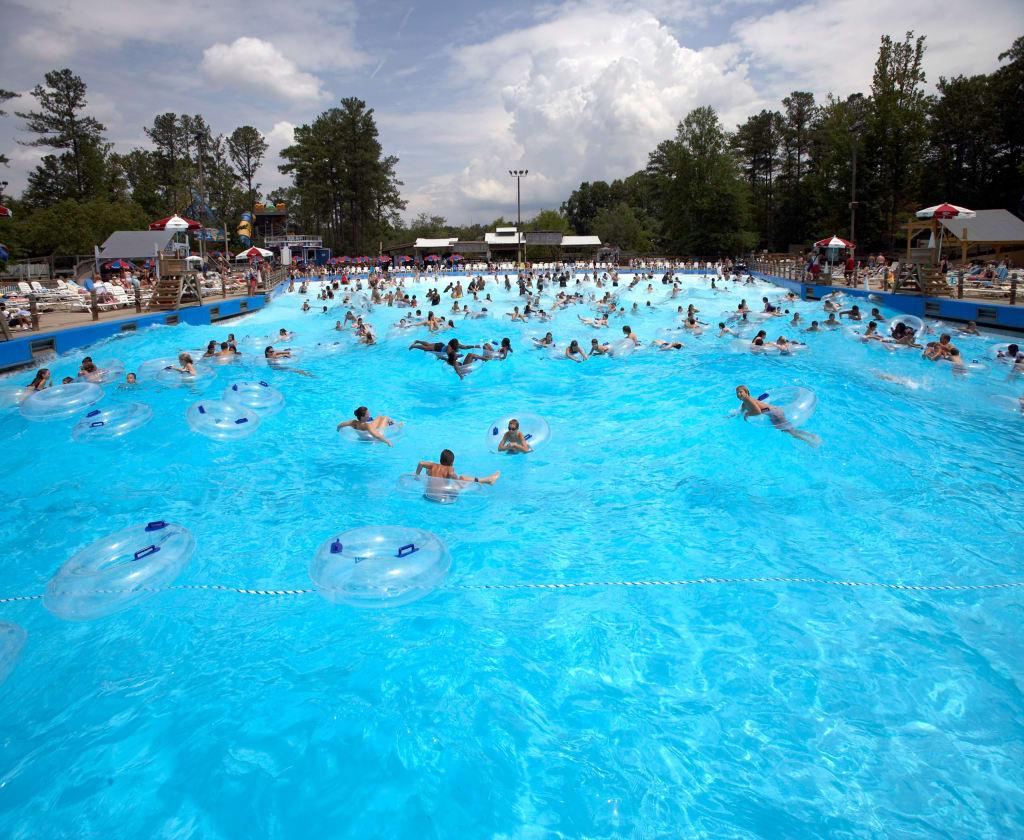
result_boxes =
[147,275,183,310]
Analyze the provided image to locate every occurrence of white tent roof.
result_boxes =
[485,231,523,244]
[414,238,457,248]
[561,235,602,247]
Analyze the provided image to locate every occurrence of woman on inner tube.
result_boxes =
[735,385,820,448]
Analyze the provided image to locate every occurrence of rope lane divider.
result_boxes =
[4,576,1024,606]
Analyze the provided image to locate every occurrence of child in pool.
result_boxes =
[498,419,532,454]
[734,385,820,448]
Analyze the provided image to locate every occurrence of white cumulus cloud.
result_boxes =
[201,38,328,105]
[402,9,763,219]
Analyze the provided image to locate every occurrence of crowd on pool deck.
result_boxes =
[13,260,1024,462]
[770,249,1021,296]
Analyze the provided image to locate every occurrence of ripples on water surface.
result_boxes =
[1,273,1023,839]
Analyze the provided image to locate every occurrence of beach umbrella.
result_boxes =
[235,246,272,260]
[103,259,137,271]
[149,214,200,231]
[915,203,975,263]
[338,256,351,263]
[354,256,369,264]
[377,255,391,263]
[396,255,413,263]
[144,260,156,268]
[425,254,440,262]
[813,235,854,277]
[449,254,463,261]
[813,236,854,249]
[0,205,11,218]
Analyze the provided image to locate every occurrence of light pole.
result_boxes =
[849,120,866,254]
[509,169,527,265]
[194,132,206,270]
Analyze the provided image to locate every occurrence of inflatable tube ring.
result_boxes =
[342,418,403,443]
[79,358,125,385]
[137,357,180,381]
[608,338,635,358]
[73,402,153,442]
[486,412,551,453]
[186,399,260,440]
[751,386,817,431]
[395,472,489,505]
[0,621,27,687]
[43,520,196,621]
[0,385,33,410]
[223,380,285,417]
[156,365,217,387]
[20,382,104,422]
[890,315,924,337]
[310,526,451,608]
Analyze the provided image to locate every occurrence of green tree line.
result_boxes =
[559,32,1024,256]
[0,71,404,260]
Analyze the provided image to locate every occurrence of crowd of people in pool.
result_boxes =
[10,265,1024,464]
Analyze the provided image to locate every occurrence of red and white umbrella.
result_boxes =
[150,214,200,231]
[0,205,12,218]
[915,203,975,262]
[814,236,854,249]
[915,203,975,220]
[235,246,272,260]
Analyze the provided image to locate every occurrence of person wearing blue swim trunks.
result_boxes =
[735,385,820,448]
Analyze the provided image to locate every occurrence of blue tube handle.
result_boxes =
[133,545,160,560]
[145,521,167,531]
[330,540,343,554]
[90,421,105,428]
[397,543,418,557]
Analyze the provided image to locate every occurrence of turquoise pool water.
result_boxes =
[1,272,1023,839]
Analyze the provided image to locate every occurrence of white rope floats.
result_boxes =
[3,575,1024,606]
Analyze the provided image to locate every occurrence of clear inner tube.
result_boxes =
[186,399,260,440]
[20,382,104,421]
[309,525,451,608]
[73,402,153,442]
[43,520,196,621]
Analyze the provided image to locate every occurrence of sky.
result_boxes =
[0,0,1021,225]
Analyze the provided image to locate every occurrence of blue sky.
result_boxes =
[1,0,1020,224]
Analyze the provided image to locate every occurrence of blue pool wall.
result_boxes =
[752,272,1024,333]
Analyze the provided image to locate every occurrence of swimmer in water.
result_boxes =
[589,338,610,356]
[168,352,197,375]
[264,346,315,376]
[565,339,588,362]
[533,332,555,348]
[804,320,821,333]
[621,325,640,345]
[416,449,499,490]
[27,368,51,391]
[735,385,821,448]
[337,405,402,447]
[717,322,737,337]
[497,418,532,454]
[652,339,685,350]
[274,328,295,343]
[578,313,609,327]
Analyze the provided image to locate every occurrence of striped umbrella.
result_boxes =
[377,255,391,263]
[0,205,11,219]
[103,259,137,270]
[149,214,200,231]
[425,254,441,262]
[916,203,975,262]
[396,255,413,263]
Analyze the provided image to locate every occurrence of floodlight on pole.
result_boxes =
[849,119,866,252]
[509,169,528,265]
